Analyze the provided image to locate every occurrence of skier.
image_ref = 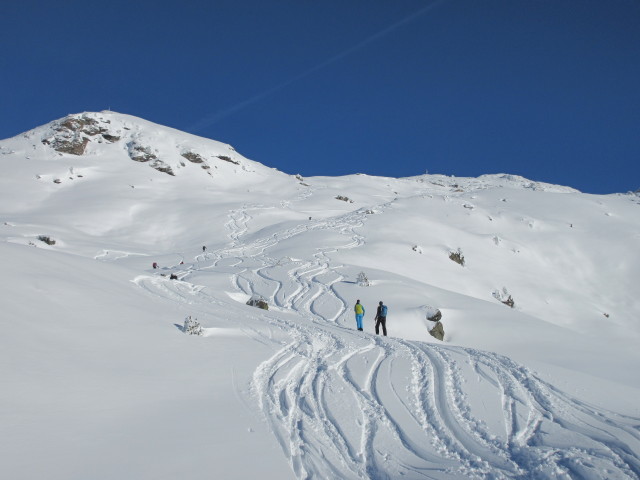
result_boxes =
[152,262,158,269]
[202,245,206,253]
[354,300,365,331]
[375,301,388,336]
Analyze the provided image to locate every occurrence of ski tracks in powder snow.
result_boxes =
[230,202,640,479]
[135,200,640,479]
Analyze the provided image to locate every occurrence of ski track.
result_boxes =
[135,197,640,479]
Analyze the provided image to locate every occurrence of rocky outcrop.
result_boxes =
[426,308,442,322]
[217,155,239,165]
[246,294,269,310]
[181,151,205,163]
[425,306,444,341]
[429,321,445,341]
[449,249,465,266]
[127,142,175,176]
[37,235,56,245]
[42,114,120,155]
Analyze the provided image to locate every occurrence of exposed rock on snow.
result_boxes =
[493,287,515,308]
[425,306,442,322]
[449,248,465,266]
[428,320,445,340]
[37,235,55,245]
[217,155,239,165]
[181,151,205,163]
[127,142,175,176]
[41,114,119,155]
[246,294,269,310]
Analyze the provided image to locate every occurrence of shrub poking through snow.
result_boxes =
[38,235,56,245]
[183,315,203,335]
[335,195,354,203]
[246,294,269,310]
[449,248,465,266]
[357,271,370,287]
[493,288,515,308]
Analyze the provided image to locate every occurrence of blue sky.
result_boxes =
[2,0,639,194]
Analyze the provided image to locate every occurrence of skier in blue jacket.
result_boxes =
[354,300,365,331]
[375,301,387,336]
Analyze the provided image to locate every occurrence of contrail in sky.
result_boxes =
[188,0,446,132]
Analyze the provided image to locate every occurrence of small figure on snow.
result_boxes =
[152,262,158,269]
[375,301,387,336]
[354,300,365,331]
[202,245,207,252]
[170,273,178,280]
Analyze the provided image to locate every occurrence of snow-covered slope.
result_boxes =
[1,112,639,479]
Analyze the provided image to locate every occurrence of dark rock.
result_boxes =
[427,309,442,322]
[101,134,120,142]
[181,151,205,163]
[429,321,444,341]
[42,115,118,155]
[247,295,269,310]
[493,288,515,308]
[336,195,354,203]
[217,155,239,165]
[449,249,465,266]
[38,235,56,245]
[127,142,174,176]
[502,296,515,308]
[43,136,90,155]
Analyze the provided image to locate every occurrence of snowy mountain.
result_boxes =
[2,111,639,479]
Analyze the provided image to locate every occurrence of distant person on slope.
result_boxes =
[354,300,365,331]
[375,301,387,336]
[202,246,206,253]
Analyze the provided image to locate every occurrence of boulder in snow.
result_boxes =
[246,295,269,310]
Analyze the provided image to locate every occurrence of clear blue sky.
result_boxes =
[2,0,639,194]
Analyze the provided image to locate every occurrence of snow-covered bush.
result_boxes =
[357,271,370,287]
[183,315,203,335]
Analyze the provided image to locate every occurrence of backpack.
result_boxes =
[381,305,387,317]
[355,303,364,315]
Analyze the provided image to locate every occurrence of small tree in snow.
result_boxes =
[357,271,370,287]
[183,315,203,335]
